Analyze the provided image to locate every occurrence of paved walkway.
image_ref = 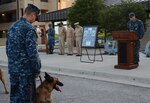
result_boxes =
[0,46,150,88]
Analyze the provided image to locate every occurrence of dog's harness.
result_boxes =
[39,75,43,84]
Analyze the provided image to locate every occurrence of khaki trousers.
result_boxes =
[67,38,73,54]
[76,37,82,55]
[59,36,65,54]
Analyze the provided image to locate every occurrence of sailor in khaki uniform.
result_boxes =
[66,22,74,55]
[74,22,83,56]
[58,22,66,55]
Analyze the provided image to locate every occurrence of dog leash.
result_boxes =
[39,75,43,84]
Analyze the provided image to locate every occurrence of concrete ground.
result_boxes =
[0,46,150,88]
[1,69,150,103]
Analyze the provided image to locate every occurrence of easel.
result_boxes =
[80,25,103,63]
[80,41,103,63]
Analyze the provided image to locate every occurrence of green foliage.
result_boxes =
[68,0,105,26]
[102,0,147,32]
[68,0,147,32]
[55,34,59,40]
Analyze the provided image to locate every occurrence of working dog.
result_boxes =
[0,68,9,94]
[36,72,63,103]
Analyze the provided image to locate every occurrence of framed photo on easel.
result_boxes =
[81,25,98,48]
[80,25,103,63]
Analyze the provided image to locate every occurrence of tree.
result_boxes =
[102,0,147,32]
[67,0,105,26]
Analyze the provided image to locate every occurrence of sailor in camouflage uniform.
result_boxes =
[6,4,41,103]
[127,12,145,65]
[47,23,55,54]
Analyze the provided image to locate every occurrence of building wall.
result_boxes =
[0,0,74,29]
[0,38,6,46]
[0,2,16,12]
[0,0,75,45]
[23,0,49,11]
[58,0,74,9]
[0,22,13,30]
[49,0,58,12]
[66,0,74,7]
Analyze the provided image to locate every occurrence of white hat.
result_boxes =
[74,22,79,25]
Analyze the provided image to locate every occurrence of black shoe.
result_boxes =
[136,63,139,66]
[50,51,53,54]
[76,54,81,56]
[67,54,73,56]
[51,50,54,54]
[58,53,64,55]
[47,51,51,54]
[135,62,139,65]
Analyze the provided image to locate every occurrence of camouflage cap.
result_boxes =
[27,4,40,15]
[129,12,135,18]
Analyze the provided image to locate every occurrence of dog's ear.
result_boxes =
[44,72,54,82]
[45,72,50,77]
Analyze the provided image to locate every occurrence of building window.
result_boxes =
[0,10,16,23]
[41,9,48,14]
[0,0,16,5]
[40,0,48,2]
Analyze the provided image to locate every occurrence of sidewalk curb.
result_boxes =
[1,62,150,88]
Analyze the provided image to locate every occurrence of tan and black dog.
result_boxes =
[0,68,9,94]
[36,72,63,103]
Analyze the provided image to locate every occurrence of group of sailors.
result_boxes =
[47,22,83,56]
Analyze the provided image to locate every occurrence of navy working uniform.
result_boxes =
[6,4,41,103]
[127,13,145,64]
[47,25,55,54]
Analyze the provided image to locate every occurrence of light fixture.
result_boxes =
[3,31,6,33]
[149,13,150,18]
[2,13,5,16]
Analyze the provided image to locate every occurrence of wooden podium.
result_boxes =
[112,31,139,70]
